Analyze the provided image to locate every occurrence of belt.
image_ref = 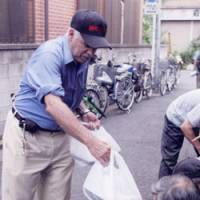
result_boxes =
[12,107,61,133]
[12,107,25,121]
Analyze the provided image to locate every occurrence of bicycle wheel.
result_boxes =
[134,88,143,103]
[166,68,176,92]
[144,73,153,98]
[160,71,167,96]
[174,64,181,86]
[84,88,104,119]
[97,85,108,114]
[115,77,135,111]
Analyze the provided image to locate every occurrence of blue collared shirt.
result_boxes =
[15,35,88,130]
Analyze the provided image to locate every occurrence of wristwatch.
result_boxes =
[77,108,91,116]
[82,109,91,115]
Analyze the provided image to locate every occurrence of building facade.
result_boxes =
[0,0,76,44]
[161,0,200,52]
[0,0,143,45]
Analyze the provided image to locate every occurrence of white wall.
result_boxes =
[160,4,200,52]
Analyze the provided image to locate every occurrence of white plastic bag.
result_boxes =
[83,151,142,200]
[70,126,121,166]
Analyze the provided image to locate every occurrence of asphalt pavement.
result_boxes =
[71,70,197,200]
[0,70,197,200]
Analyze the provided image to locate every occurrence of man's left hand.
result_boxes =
[82,111,100,130]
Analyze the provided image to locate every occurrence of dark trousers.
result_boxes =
[159,116,199,179]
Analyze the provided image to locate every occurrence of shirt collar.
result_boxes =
[63,34,89,72]
[63,34,73,65]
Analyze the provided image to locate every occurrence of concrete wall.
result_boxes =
[0,45,168,134]
[97,45,167,63]
[0,48,34,134]
[161,20,200,52]
[161,12,200,52]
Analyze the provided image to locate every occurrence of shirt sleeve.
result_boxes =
[187,104,200,127]
[25,52,65,103]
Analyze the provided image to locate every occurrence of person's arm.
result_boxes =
[180,120,200,153]
[44,93,110,165]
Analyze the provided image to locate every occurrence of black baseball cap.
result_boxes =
[71,9,111,49]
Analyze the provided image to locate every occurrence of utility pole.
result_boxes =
[144,0,161,89]
[120,0,125,45]
[153,10,161,89]
[44,0,49,41]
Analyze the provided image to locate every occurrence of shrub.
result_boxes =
[180,36,200,64]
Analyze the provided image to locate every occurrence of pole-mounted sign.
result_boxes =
[144,0,159,15]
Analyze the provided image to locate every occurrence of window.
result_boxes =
[0,0,35,43]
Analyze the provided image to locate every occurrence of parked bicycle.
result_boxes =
[83,88,106,119]
[167,57,181,90]
[90,55,135,115]
[159,57,181,96]
[131,61,153,103]
[125,53,153,103]
[159,68,168,96]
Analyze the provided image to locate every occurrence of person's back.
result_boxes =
[166,89,200,127]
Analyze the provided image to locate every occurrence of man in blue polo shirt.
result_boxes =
[2,10,111,200]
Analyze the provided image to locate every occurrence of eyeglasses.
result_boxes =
[83,41,96,52]
[79,33,96,51]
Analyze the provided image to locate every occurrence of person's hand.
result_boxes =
[82,111,100,130]
[194,143,200,155]
[86,135,111,166]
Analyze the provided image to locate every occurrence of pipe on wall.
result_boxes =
[44,0,48,40]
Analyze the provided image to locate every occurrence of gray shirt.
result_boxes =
[166,89,200,127]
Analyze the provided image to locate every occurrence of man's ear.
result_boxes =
[68,28,75,38]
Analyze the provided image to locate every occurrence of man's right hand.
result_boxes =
[86,136,111,166]
[44,94,111,165]
[194,143,200,155]
[181,120,200,155]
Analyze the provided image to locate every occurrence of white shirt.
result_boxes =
[166,89,200,127]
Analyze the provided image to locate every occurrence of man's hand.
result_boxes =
[86,135,111,166]
[181,120,200,154]
[195,144,200,155]
[82,111,100,130]
[44,94,109,165]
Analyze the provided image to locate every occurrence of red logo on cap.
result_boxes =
[88,25,102,33]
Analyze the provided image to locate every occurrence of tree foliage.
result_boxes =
[180,36,200,64]
[143,15,153,44]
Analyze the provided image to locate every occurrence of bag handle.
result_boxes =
[103,150,116,200]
